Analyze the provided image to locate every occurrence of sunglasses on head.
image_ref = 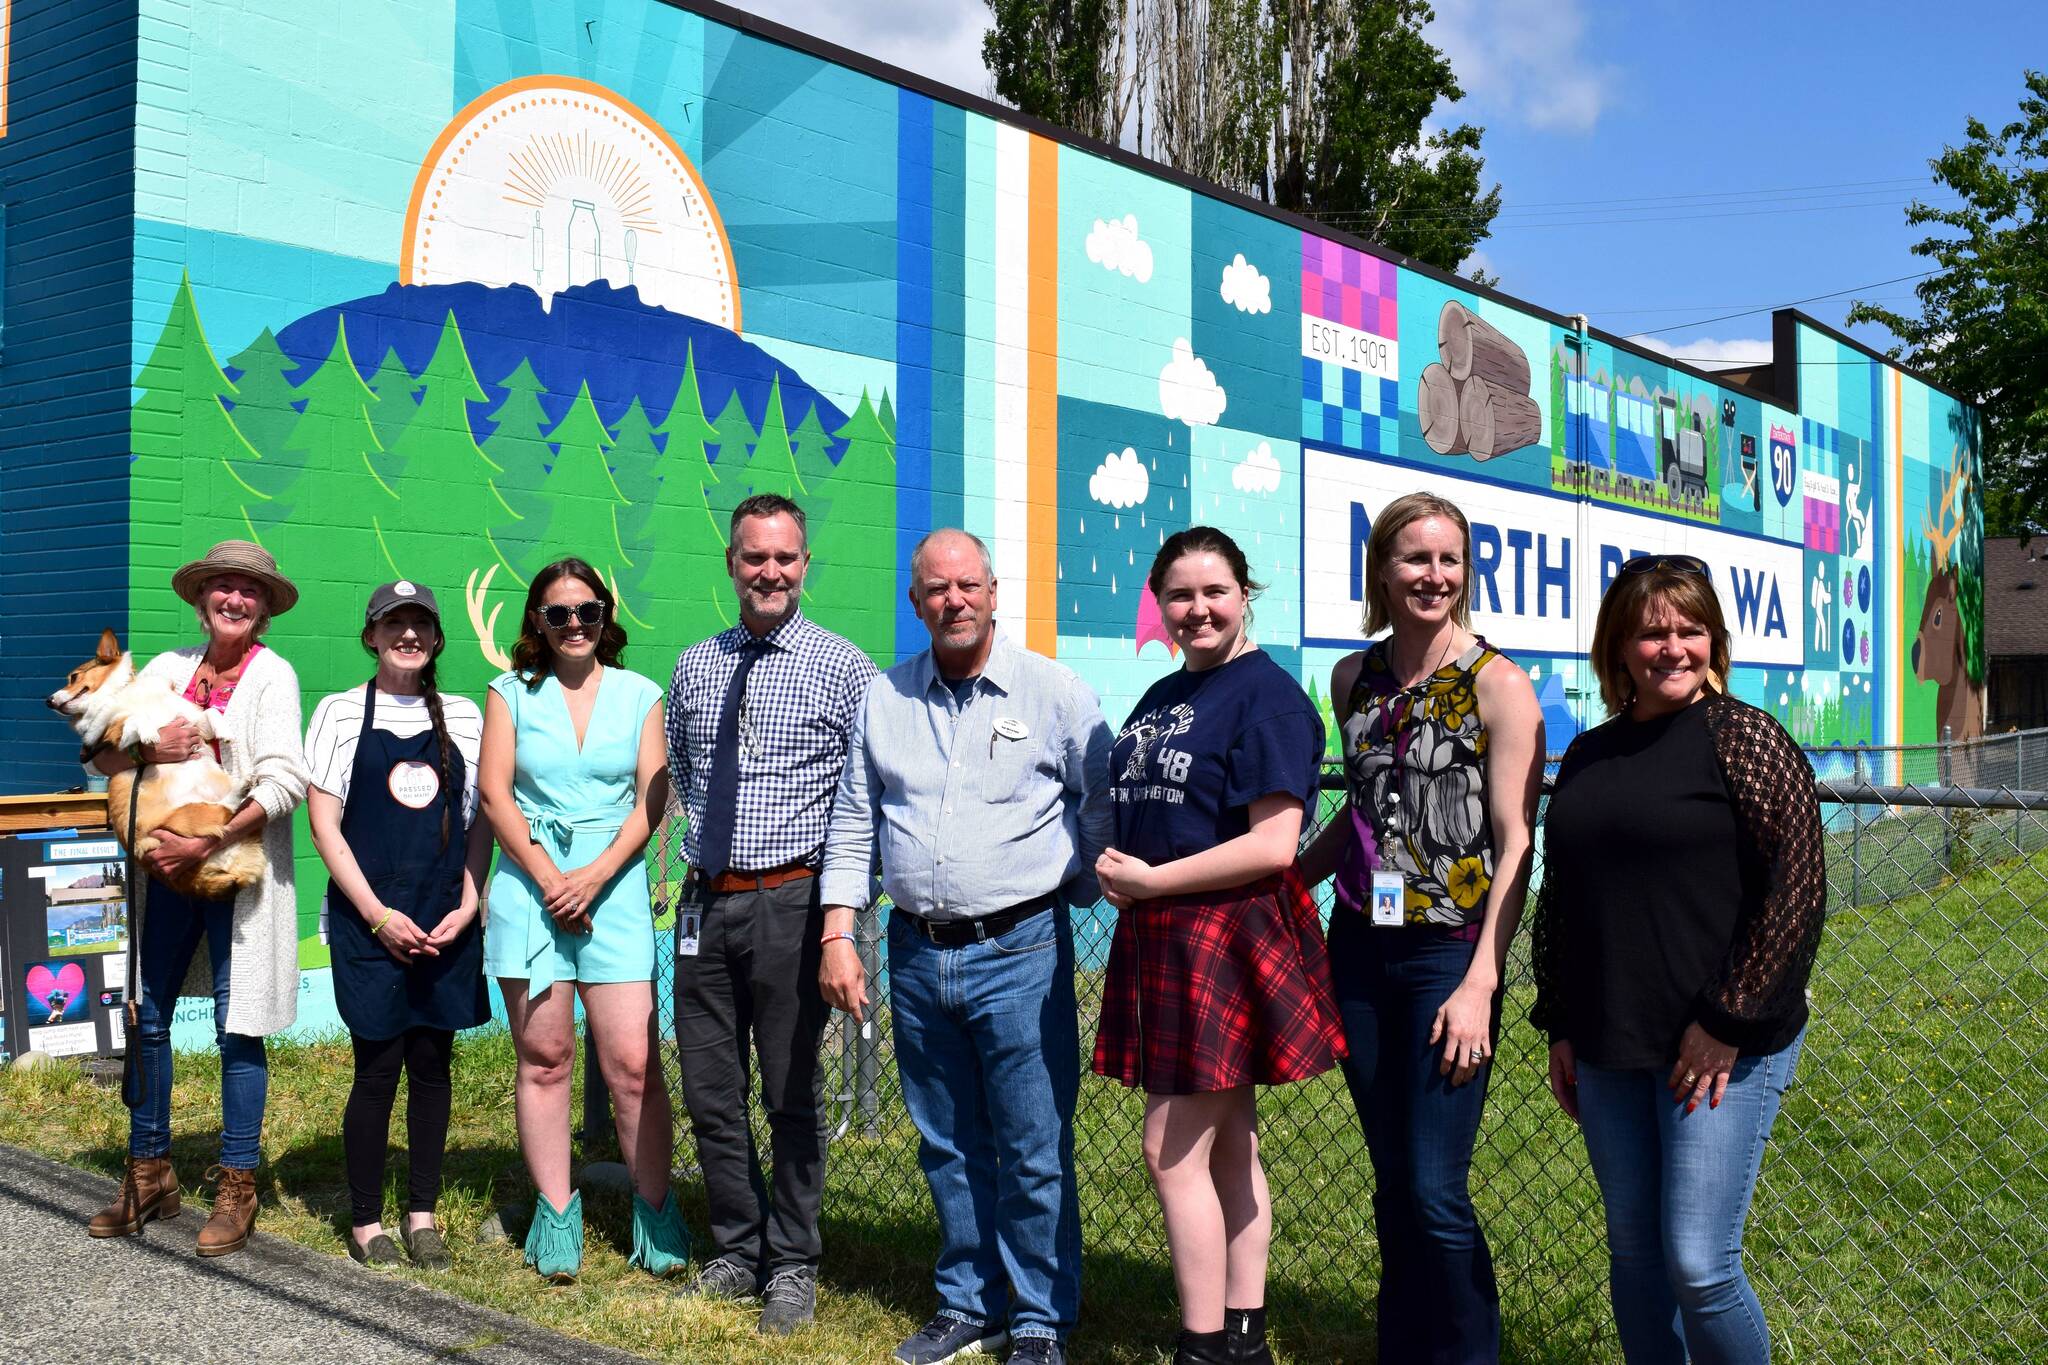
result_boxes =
[539,600,606,630]
[1618,554,1710,578]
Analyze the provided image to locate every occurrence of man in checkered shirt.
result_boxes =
[663,492,876,1333]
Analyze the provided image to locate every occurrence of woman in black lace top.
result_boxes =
[1530,555,1824,1365]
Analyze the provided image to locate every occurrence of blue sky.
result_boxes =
[733,0,2044,367]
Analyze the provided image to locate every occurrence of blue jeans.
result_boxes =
[888,906,1081,1343]
[1327,912,1501,1365]
[1574,1031,1805,1365]
[129,879,269,1169]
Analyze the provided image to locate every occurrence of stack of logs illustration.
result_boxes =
[1418,301,1542,461]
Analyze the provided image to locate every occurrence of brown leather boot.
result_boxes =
[195,1165,258,1257]
[87,1156,182,1237]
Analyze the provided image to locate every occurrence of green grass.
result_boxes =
[6,839,2045,1363]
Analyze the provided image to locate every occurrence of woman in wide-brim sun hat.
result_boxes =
[85,539,310,1259]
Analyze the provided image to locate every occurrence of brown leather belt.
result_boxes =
[698,863,817,895]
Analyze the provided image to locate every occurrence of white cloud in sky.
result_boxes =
[1219,253,1271,313]
[1426,0,1618,134]
[1158,338,1227,426]
[730,0,992,98]
[1090,447,1150,508]
[1231,441,1283,494]
[1086,214,1154,283]
[1627,334,1774,368]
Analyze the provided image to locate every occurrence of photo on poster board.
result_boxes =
[25,960,91,1026]
[32,861,129,953]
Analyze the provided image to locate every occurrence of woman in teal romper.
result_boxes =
[478,557,689,1283]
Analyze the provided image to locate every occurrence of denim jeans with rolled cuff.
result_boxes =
[129,879,269,1170]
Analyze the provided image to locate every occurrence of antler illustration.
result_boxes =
[466,565,512,671]
[1922,444,1971,570]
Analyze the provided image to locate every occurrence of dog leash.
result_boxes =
[120,751,148,1111]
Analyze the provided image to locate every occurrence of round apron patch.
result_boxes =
[388,759,442,810]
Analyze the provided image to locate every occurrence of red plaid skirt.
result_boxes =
[1092,868,1347,1095]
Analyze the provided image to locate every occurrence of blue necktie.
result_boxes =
[696,638,768,879]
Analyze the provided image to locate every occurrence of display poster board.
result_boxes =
[0,801,128,1062]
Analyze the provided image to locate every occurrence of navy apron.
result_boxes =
[327,683,490,1039]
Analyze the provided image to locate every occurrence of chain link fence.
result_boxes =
[638,734,2048,1363]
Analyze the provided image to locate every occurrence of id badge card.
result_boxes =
[1370,870,1406,928]
[675,879,704,958]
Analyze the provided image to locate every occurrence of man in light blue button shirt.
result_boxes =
[820,528,1112,1365]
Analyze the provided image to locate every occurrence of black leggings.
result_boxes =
[343,1027,455,1225]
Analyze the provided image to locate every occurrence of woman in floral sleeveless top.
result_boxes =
[1301,492,1545,1365]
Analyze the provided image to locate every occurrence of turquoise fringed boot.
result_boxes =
[523,1190,584,1284]
[629,1188,693,1279]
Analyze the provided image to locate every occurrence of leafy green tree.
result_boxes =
[539,381,638,618]
[131,275,277,626]
[1848,69,2047,538]
[807,389,898,660]
[982,0,1499,275]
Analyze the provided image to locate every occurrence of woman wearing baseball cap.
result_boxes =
[85,540,310,1257]
[305,580,492,1270]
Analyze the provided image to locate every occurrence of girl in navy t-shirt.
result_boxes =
[1092,527,1346,1365]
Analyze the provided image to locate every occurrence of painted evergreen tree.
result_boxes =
[609,396,665,507]
[634,343,734,650]
[131,275,276,642]
[706,389,760,522]
[267,315,400,647]
[224,328,301,465]
[789,399,838,495]
[740,374,809,503]
[877,389,898,443]
[479,359,556,574]
[385,313,523,576]
[365,346,422,452]
[540,381,637,618]
[807,387,898,661]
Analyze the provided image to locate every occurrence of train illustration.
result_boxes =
[1563,373,1710,505]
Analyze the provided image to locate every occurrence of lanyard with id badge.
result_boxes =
[1369,686,1423,928]
[676,876,705,958]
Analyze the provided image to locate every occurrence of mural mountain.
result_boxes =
[135,277,898,698]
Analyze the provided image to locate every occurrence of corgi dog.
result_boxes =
[48,629,264,900]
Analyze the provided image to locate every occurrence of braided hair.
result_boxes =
[362,612,457,851]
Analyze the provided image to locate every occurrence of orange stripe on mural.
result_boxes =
[1891,369,1906,756]
[1026,135,1059,657]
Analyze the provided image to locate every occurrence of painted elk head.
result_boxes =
[1912,446,1982,741]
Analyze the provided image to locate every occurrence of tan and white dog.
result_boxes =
[48,629,264,899]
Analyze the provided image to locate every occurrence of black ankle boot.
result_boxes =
[1174,1328,1233,1364]
[1224,1306,1274,1364]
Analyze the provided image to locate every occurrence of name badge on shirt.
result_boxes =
[1370,870,1406,928]
[388,760,441,810]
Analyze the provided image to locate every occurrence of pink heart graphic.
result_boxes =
[26,962,86,1013]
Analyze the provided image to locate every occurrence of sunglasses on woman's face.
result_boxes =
[1618,553,1710,578]
[539,601,606,630]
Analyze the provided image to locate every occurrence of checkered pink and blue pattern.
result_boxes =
[1301,237,1401,455]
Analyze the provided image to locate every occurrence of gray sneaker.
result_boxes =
[757,1265,816,1335]
[681,1256,758,1301]
[893,1314,1009,1363]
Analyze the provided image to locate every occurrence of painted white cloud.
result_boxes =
[1219,253,1271,314]
[1625,333,1773,368]
[1086,214,1154,284]
[1231,441,1282,495]
[1089,447,1150,509]
[1427,0,1616,134]
[1158,338,1227,427]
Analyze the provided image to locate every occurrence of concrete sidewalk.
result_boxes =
[0,1143,655,1364]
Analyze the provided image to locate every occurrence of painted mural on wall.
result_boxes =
[124,0,1981,993]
